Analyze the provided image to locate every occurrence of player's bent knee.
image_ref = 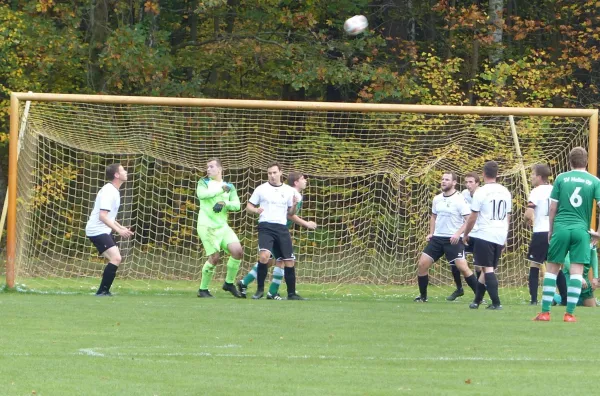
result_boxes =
[418,255,433,269]
[227,243,244,260]
[208,252,220,264]
[259,251,271,263]
[583,298,597,307]
[104,247,122,265]
[454,260,471,274]
[283,260,294,268]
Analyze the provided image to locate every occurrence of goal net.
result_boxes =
[8,96,595,302]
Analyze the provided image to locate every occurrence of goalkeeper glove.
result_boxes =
[213,202,225,213]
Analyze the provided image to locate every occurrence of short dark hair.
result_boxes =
[533,164,551,181]
[267,162,282,171]
[106,163,121,180]
[483,161,498,179]
[443,172,457,182]
[287,172,304,187]
[464,171,480,184]
[207,158,222,168]
[569,147,588,169]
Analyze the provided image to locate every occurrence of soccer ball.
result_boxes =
[343,15,368,36]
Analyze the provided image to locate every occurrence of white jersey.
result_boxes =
[470,183,512,245]
[462,188,479,232]
[528,184,552,233]
[249,182,295,225]
[432,191,471,237]
[85,183,121,236]
[462,189,473,204]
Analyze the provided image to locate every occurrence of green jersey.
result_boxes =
[196,178,240,228]
[550,170,600,230]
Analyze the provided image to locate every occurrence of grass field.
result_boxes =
[1,280,599,395]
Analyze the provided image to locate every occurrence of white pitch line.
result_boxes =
[78,348,105,357]
[69,348,600,363]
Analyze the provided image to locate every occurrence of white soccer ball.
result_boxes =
[343,15,368,36]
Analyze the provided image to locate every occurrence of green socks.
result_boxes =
[541,272,557,313]
[242,264,259,286]
[225,257,241,284]
[566,274,583,314]
[200,261,215,290]
[268,267,284,296]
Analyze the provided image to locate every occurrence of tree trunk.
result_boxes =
[407,0,416,43]
[467,37,479,105]
[88,0,111,92]
[488,0,504,65]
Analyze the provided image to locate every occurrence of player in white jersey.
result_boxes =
[462,171,480,206]
[238,172,317,300]
[245,162,302,300]
[414,172,479,302]
[524,164,564,305]
[85,163,134,296]
[463,161,512,310]
[458,172,490,300]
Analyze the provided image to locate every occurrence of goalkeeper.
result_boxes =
[196,158,243,298]
[553,242,598,307]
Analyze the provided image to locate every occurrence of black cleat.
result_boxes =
[469,302,480,309]
[95,291,113,297]
[222,282,242,298]
[413,295,428,302]
[287,293,306,300]
[252,289,264,300]
[236,280,247,299]
[485,304,503,310]
[446,288,465,301]
[267,292,283,300]
[197,289,214,298]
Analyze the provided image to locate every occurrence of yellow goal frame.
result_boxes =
[6,92,599,288]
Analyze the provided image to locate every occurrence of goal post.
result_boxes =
[6,92,599,299]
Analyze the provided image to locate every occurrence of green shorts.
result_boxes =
[579,287,594,305]
[197,225,239,256]
[547,228,591,265]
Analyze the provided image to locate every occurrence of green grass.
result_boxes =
[1,282,599,395]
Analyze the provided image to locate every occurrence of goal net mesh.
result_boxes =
[13,101,590,301]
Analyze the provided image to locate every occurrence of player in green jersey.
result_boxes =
[553,244,598,307]
[237,172,317,300]
[196,158,243,298]
[534,147,600,321]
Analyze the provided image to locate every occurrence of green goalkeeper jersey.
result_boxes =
[196,178,240,228]
[550,170,600,230]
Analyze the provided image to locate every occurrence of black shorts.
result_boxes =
[88,233,116,255]
[527,232,549,265]
[258,222,294,260]
[471,237,503,268]
[270,244,296,261]
[422,236,466,264]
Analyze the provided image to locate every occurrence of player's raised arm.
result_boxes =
[224,183,241,212]
[196,178,224,200]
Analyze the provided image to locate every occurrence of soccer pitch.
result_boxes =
[1,285,598,395]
